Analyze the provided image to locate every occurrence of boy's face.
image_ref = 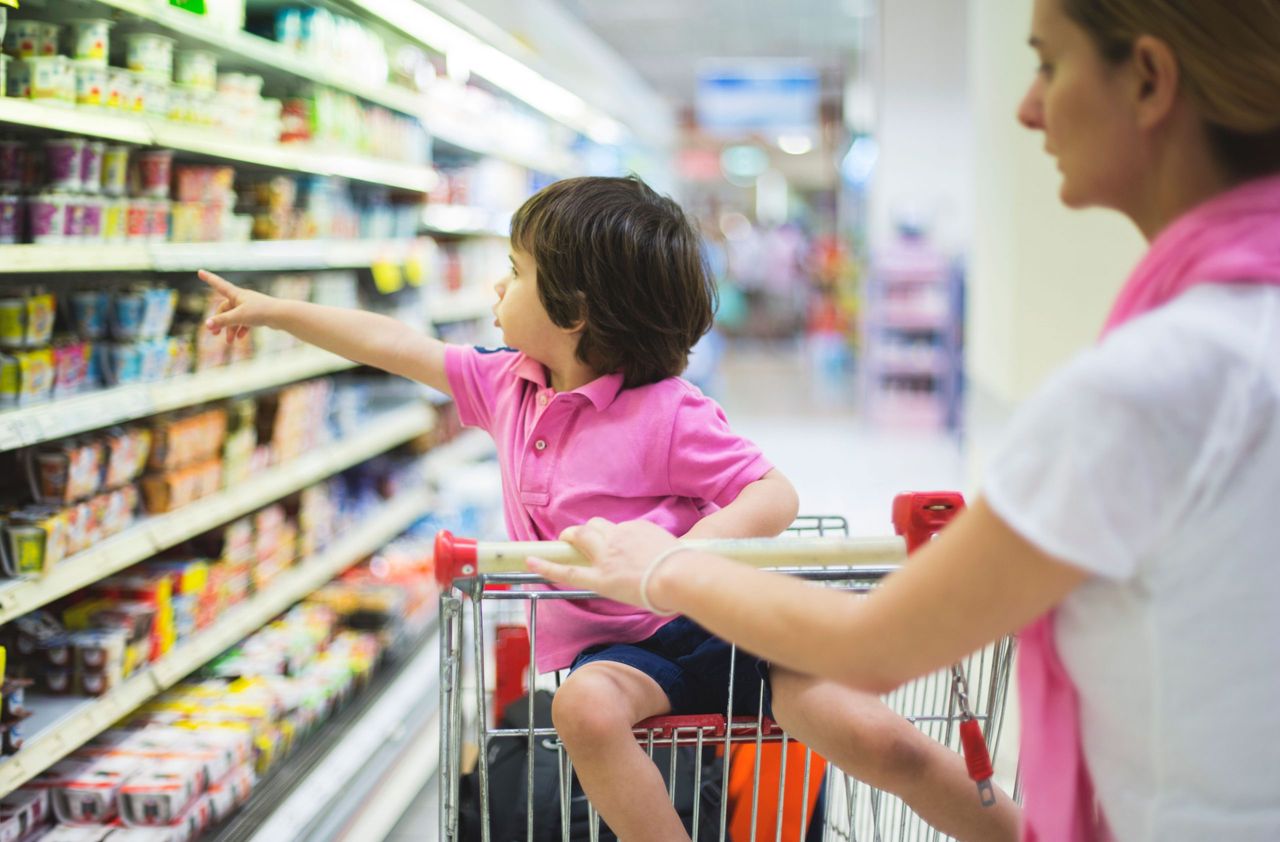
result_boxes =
[493,248,580,367]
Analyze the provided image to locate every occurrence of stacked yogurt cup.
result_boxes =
[0,138,171,246]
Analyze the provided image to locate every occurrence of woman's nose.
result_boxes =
[1017,79,1045,130]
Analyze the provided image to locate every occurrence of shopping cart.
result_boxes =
[436,492,1016,842]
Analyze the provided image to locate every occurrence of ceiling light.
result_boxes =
[777,135,814,155]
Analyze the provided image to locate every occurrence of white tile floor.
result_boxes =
[382,342,982,841]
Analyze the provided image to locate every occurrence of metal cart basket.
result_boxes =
[437,493,1015,842]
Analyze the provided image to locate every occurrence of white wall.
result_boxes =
[869,0,973,254]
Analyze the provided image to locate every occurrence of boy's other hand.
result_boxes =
[198,270,280,344]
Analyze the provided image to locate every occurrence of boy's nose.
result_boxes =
[494,279,508,298]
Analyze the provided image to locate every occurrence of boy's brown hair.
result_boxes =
[509,175,716,389]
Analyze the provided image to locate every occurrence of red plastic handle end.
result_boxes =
[959,718,994,782]
[892,491,966,553]
[434,530,479,587]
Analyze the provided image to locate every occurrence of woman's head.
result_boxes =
[1019,0,1280,215]
[507,176,716,389]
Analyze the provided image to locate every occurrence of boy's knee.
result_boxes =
[552,674,628,747]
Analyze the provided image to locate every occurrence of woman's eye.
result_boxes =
[1038,62,1054,78]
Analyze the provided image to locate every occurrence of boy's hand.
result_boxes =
[198,270,281,343]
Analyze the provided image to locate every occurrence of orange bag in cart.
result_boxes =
[726,742,826,842]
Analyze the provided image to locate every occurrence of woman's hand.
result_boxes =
[198,270,281,344]
[527,518,681,609]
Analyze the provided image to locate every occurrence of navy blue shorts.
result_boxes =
[570,616,773,719]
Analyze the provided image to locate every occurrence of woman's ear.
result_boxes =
[1130,34,1181,130]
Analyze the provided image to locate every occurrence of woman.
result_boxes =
[529,1,1280,840]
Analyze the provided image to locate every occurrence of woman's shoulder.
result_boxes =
[1075,282,1280,405]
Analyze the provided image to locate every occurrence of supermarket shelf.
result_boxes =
[0,244,153,274]
[421,204,510,238]
[66,0,576,175]
[0,101,436,193]
[428,287,494,323]
[0,239,429,275]
[0,403,435,626]
[423,428,494,481]
[0,485,435,799]
[0,348,357,453]
[149,124,438,193]
[239,629,441,842]
[0,99,151,145]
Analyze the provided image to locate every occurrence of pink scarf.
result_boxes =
[1017,172,1280,842]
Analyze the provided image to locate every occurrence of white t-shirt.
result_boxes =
[984,283,1280,842]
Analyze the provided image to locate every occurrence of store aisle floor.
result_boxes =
[381,342,970,841]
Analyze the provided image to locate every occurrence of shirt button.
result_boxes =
[534,439,547,451]
[537,393,548,406]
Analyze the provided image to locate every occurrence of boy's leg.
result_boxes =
[552,660,690,842]
[769,666,1020,842]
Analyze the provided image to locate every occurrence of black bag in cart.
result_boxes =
[457,690,725,841]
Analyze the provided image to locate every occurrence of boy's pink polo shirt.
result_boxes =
[445,345,773,671]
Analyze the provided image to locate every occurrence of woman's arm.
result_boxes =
[530,498,1087,693]
[199,270,452,394]
[681,468,800,539]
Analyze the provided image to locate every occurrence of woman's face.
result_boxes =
[1017,0,1144,211]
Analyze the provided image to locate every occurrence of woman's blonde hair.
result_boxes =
[1062,0,1280,178]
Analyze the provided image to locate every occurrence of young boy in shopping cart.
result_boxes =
[196,175,1018,841]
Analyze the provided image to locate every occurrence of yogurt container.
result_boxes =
[44,137,84,192]
[6,58,30,99]
[102,198,127,242]
[101,145,129,196]
[63,195,85,240]
[81,197,104,241]
[28,193,67,243]
[174,49,217,92]
[28,55,72,103]
[105,66,132,110]
[68,19,113,66]
[74,61,107,107]
[80,141,105,194]
[137,149,173,199]
[71,291,110,339]
[0,195,20,244]
[125,199,148,241]
[146,199,170,243]
[0,55,9,99]
[36,22,60,58]
[0,141,24,192]
[125,33,175,82]
[5,20,42,59]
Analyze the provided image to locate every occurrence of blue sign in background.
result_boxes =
[695,61,820,136]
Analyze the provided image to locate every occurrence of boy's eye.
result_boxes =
[1037,62,1054,78]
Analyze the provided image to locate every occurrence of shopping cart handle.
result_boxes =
[892,491,967,552]
[432,530,910,587]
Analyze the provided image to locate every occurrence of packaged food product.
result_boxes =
[0,55,8,102]
[146,198,170,243]
[125,33,174,81]
[5,20,42,59]
[136,150,173,199]
[101,144,129,196]
[103,199,127,243]
[63,195,84,240]
[118,757,205,826]
[48,752,143,824]
[27,55,71,103]
[51,341,91,397]
[81,196,104,241]
[5,58,30,99]
[68,19,112,65]
[125,200,148,241]
[35,22,59,57]
[76,142,105,198]
[43,138,84,193]
[174,49,216,91]
[16,348,54,405]
[0,142,23,192]
[105,66,132,110]
[27,194,66,244]
[0,195,19,245]
[73,60,106,107]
